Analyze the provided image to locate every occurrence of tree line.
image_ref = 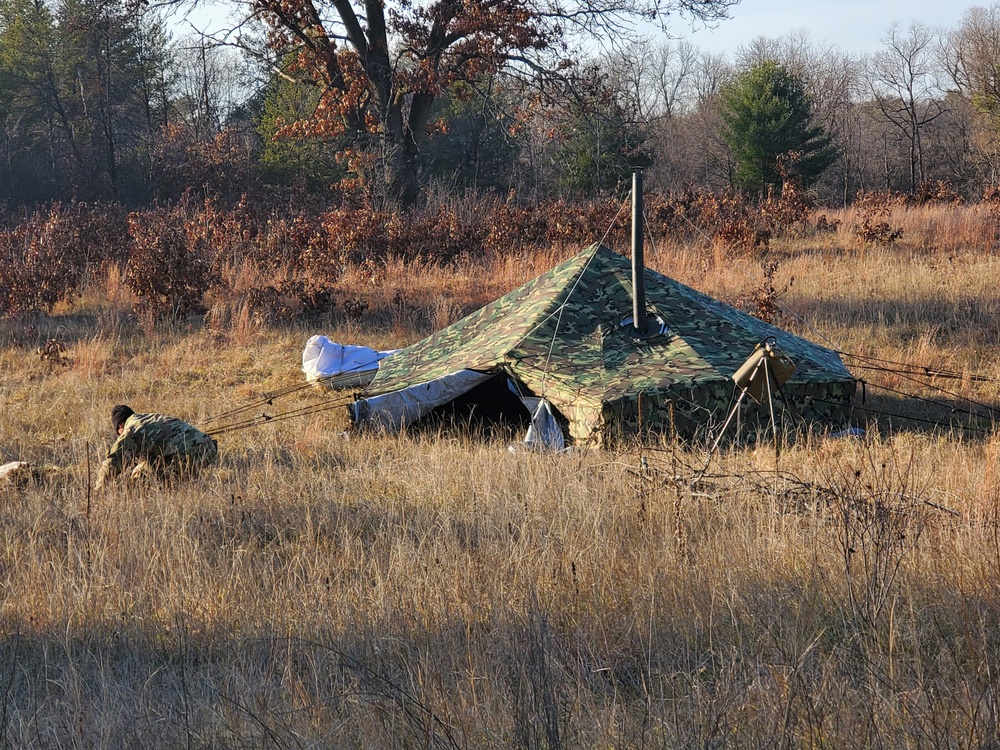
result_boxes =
[3,0,1000,210]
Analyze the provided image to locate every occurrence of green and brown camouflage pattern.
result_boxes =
[364,244,856,443]
[96,412,218,487]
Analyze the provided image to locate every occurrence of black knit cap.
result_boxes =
[111,404,135,431]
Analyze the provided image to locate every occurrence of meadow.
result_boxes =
[2,200,1000,747]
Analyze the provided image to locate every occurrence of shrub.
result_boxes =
[710,191,769,254]
[854,190,905,246]
[0,202,126,317]
[319,207,389,267]
[747,259,787,324]
[915,180,964,205]
[483,201,549,256]
[0,217,68,317]
[124,204,217,318]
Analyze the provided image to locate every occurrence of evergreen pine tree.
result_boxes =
[719,60,838,195]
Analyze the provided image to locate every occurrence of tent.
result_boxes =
[347,243,856,445]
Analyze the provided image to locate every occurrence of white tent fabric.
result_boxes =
[302,336,398,390]
[304,335,570,449]
[352,372,568,451]
[520,399,566,451]
[349,370,493,432]
[0,461,30,482]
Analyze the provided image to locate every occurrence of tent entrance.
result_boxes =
[413,373,533,435]
[351,370,552,438]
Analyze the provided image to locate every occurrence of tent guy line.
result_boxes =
[204,393,357,437]
[516,196,629,398]
[858,380,998,425]
[671,205,1000,422]
[850,359,1000,419]
[200,359,386,427]
[816,392,995,436]
[844,356,995,383]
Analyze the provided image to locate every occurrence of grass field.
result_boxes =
[2,202,1000,747]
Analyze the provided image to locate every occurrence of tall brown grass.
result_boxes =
[1,201,1000,746]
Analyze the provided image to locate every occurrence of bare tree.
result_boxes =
[650,39,700,119]
[944,4,1000,113]
[601,38,701,127]
[808,50,864,204]
[943,3,1000,189]
[172,34,254,139]
[867,22,949,192]
[691,49,730,105]
[734,28,815,73]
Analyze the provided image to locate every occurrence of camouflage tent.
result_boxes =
[352,244,856,444]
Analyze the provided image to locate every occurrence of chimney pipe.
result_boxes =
[631,168,646,335]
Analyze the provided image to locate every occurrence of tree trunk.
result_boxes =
[387,136,421,206]
[384,91,435,206]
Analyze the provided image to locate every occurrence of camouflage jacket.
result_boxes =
[97,413,217,486]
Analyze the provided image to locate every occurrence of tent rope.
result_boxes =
[206,393,357,437]
[202,358,385,427]
[539,200,630,397]
[840,352,995,382]
[497,198,631,400]
[858,380,998,422]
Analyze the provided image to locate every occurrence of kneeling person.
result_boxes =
[96,405,218,489]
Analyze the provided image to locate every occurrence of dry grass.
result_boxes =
[2,203,1000,747]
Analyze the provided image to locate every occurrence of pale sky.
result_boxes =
[682,0,981,55]
[181,0,982,57]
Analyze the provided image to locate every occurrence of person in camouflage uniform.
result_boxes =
[95,405,218,489]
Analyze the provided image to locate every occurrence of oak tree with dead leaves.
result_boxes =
[248,0,737,205]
